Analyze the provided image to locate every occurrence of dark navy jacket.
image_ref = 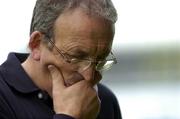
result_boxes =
[0,53,122,119]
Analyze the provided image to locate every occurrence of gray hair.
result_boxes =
[30,0,118,40]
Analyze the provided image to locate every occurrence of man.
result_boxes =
[0,0,121,119]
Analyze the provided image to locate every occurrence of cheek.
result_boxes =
[39,49,58,68]
[40,51,74,80]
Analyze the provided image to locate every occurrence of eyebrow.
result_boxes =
[68,49,90,58]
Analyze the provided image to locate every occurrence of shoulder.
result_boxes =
[97,83,118,102]
[0,70,8,94]
[0,71,16,119]
[97,83,122,119]
[0,68,12,105]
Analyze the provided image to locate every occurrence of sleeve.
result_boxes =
[53,114,75,119]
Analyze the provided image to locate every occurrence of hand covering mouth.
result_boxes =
[65,72,84,87]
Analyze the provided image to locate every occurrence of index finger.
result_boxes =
[48,65,66,91]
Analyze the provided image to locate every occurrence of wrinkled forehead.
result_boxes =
[52,8,114,55]
[54,8,114,40]
[54,7,115,35]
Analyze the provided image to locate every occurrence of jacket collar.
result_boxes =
[0,52,39,93]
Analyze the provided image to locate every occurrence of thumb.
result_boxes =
[48,65,66,91]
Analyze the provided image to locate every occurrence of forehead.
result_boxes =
[53,8,114,55]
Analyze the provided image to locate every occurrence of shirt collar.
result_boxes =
[0,52,39,93]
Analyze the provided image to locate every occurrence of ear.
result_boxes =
[29,31,43,61]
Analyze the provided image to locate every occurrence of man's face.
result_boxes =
[41,8,114,86]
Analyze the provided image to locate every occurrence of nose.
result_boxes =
[81,65,102,85]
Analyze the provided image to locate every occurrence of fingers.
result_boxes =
[48,65,66,91]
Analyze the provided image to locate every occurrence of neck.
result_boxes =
[21,56,52,97]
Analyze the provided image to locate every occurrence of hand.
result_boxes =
[48,65,101,119]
